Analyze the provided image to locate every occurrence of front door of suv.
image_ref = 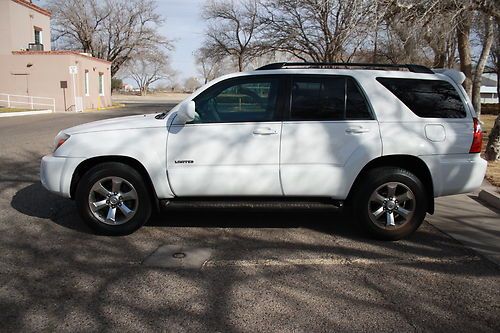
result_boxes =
[167,76,284,196]
[280,75,382,198]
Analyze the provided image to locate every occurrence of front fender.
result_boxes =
[56,128,174,199]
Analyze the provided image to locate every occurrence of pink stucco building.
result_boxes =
[0,0,112,112]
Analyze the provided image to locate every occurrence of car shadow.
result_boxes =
[10,182,92,233]
[11,182,363,239]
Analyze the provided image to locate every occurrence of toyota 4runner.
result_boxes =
[40,62,487,239]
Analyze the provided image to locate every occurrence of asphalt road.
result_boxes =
[0,104,499,332]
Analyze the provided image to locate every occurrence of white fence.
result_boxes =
[0,93,55,112]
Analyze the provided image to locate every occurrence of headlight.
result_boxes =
[53,132,70,152]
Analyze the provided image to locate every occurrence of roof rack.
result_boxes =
[256,62,434,74]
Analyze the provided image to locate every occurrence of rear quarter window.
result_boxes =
[376,78,466,118]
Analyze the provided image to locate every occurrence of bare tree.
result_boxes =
[259,0,374,62]
[47,0,171,77]
[424,21,458,68]
[471,14,495,116]
[125,50,173,95]
[491,20,500,98]
[195,47,227,84]
[486,116,500,161]
[373,1,457,66]
[184,77,201,93]
[485,20,500,161]
[203,0,262,71]
[164,70,180,92]
[379,0,498,115]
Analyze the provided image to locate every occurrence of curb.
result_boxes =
[83,104,126,112]
[478,189,500,210]
[111,100,183,104]
[0,109,53,117]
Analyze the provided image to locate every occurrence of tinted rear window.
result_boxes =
[376,78,466,118]
[291,76,372,121]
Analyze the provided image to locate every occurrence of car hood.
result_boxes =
[63,114,166,135]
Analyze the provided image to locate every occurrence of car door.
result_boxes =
[280,75,382,199]
[166,75,284,196]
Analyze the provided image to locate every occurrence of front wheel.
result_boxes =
[352,167,427,240]
[75,162,152,235]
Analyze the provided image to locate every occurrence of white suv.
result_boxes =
[40,62,487,239]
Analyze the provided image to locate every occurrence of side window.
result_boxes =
[193,77,280,123]
[346,78,371,119]
[291,77,344,120]
[290,76,372,121]
[376,78,466,118]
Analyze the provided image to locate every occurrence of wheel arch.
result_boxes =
[347,155,435,214]
[70,155,160,212]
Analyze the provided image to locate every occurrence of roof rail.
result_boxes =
[256,62,434,74]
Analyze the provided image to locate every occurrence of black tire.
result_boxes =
[352,167,427,240]
[75,162,152,235]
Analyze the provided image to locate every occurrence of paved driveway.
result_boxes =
[0,104,499,332]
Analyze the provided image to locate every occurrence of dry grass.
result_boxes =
[480,114,500,188]
[0,107,43,113]
[486,162,500,188]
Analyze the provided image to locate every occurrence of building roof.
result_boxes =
[12,0,51,17]
[12,50,112,65]
[481,86,498,94]
[482,76,497,87]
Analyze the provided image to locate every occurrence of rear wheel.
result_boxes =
[352,167,427,240]
[75,162,152,235]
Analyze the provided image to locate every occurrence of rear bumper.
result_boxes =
[40,155,85,198]
[421,154,488,197]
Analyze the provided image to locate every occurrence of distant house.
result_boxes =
[0,0,112,111]
[481,73,498,104]
[123,84,134,92]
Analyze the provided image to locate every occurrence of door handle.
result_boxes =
[253,127,278,135]
[345,127,370,134]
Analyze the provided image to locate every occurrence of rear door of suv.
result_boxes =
[279,74,382,198]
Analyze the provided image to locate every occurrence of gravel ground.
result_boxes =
[0,103,498,332]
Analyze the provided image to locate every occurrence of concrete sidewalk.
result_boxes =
[0,109,53,117]
[427,192,500,266]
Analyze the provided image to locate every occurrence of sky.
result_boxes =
[36,0,208,84]
[156,0,207,82]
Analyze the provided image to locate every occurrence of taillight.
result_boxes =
[469,117,482,153]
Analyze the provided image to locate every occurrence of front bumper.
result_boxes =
[40,154,85,198]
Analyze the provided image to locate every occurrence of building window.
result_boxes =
[34,28,42,44]
[98,73,104,96]
[84,70,89,96]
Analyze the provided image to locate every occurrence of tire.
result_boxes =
[75,162,152,235]
[352,167,427,240]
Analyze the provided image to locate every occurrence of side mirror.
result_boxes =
[177,101,196,124]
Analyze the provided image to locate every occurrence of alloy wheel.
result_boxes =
[88,176,139,225]
[367,181,416,229]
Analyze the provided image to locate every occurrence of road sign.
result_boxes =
[69,66,78,75]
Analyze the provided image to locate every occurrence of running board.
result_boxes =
[159,197,343,211]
